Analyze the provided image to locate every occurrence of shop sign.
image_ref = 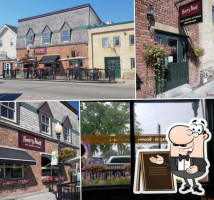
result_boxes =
[179,0,203,26]
[51,150,58,165]
[34,47,46,55]
[19,133,45,152]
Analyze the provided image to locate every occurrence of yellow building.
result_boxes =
[88,21,135,79]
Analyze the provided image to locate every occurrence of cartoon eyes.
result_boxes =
[187,124,204,138]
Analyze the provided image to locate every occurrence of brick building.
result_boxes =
[16,4,101,72]
[0,101,80,198]
[136,0,214,98]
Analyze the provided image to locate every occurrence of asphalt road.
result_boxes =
[0,80,135,101]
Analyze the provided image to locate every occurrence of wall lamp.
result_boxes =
[147,5,154,30]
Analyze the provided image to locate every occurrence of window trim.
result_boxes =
[27,35,34,46]
[43,33,51,44]
[0,102,20,124]
[113,36,120,47]
[10,38,14,46]
[131,58,135,69]
[62,116,72,143]
[64,127,71,142]
[62,30,70,43]
[41,114,51,135]
[0,164,24,179]
[102,38,109,48]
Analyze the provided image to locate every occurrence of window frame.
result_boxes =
[41,114,51,135]
[64,127,71,142]
[62,116,72,143]
[0,39,3,47]
[43,33,51,44]
[0,102,19,123]
[102,38,109,48]
[62,30,70,43]
[27,35,34,46]
[10,38,14,46]
[131,58,135,69]
[0,164,24,179]
[129,35,135,46]
[113,36,120,47]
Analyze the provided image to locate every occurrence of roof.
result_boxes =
[5,24,18,34]
[18,4,102,23]
[88,21,134,30]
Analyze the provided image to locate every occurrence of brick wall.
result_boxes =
[17,44,88,69]
[136,0,201,98]
[0,125,73,198]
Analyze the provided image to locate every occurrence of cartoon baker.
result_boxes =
[150,118,211,195]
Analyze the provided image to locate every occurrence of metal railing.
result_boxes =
[3,68,116,83]
[57,184,80,200]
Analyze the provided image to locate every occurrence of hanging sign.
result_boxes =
[51,149,58,165]
[179,0,203,26]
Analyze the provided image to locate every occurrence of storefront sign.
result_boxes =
[179,0,203,26]
[19,133,45,152]
[34,48,46,55]
[51,150,58,165]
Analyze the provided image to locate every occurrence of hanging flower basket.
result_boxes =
[58,149,77,159]
[187,46,204,60]
[142,39,171,94]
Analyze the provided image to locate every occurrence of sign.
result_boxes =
[179,0,203,26]
[34,47,46,55]
[81,135,167,145]
[19,133,45,152]
[51,149,58,165]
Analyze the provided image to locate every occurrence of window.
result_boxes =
[0,164,23,179]
[27,35,33,46]
[0,39,2,47]
[102,38,109,47]
[43,33,50,44]
[41,155,58,177]
[10,38,14,46]
[41,114,50,134]
[64,127,70,142]
[131,58,135,69]
[62,30,70,42]
[113,36,120,46]
[168,39,178,63]
[0,102,16,121]
[212,7,214,23]
[130,35,134,45]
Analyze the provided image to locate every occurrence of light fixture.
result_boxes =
[54,122,62,136]
[147,5,154,30]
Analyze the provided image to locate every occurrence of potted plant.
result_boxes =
[187,46,204,60]
[58,149,77,160]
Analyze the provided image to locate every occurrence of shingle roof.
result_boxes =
[5,24,18,34]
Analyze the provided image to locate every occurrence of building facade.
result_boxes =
[0,101,80,198]
[16,4,101,71]
[88,21,135,79]
[136,0,214,98]
[0,24,17,78]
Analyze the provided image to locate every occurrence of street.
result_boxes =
[0,80,135,101]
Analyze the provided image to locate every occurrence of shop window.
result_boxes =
[69,59,82,67]
[0,165,4,178]
[131,58,135,69]
[26,28,35,46]
[41,155,58,177]
[62,116,72,143]
[113,36,120,47]
[102,38,109,48]
[81,102,131,187]
[3,164,24,179]
[130,35,135,45]
[156,37,162,44]
[0,102,16,122]
[42,114,50,134]
[0,39,2,47]
[38,102,53,136]
[10,38,14,46]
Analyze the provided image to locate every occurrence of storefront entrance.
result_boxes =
[155,32,189,92]
[105,57,121,78]
[3,63,12,76]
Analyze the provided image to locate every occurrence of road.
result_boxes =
[0,80,135,101]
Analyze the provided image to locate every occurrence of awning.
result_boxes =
[59,56,88,61]
[42,154,51,160]
[39,55,60,64]
[0,147,36,165]
[64,157,80,165]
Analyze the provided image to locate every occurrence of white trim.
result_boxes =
[0,25,17,36]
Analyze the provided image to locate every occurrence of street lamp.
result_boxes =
[54,122,63,200]
[147,4,154,30]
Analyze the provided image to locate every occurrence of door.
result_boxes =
[4,63,12,76]
[105,57,121,78]
[155,32,189,92]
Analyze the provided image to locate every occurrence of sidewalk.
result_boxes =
[1,191,56,200]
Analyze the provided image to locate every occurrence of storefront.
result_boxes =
[0,101,80,198]
[136,0,214,98]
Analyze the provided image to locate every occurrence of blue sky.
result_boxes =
[0,0,134,28]
[68,101,79,118]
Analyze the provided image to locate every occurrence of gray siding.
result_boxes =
[16,5,101,49]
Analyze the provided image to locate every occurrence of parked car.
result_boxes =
[88,157,104,165]
[106,156,130,169]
